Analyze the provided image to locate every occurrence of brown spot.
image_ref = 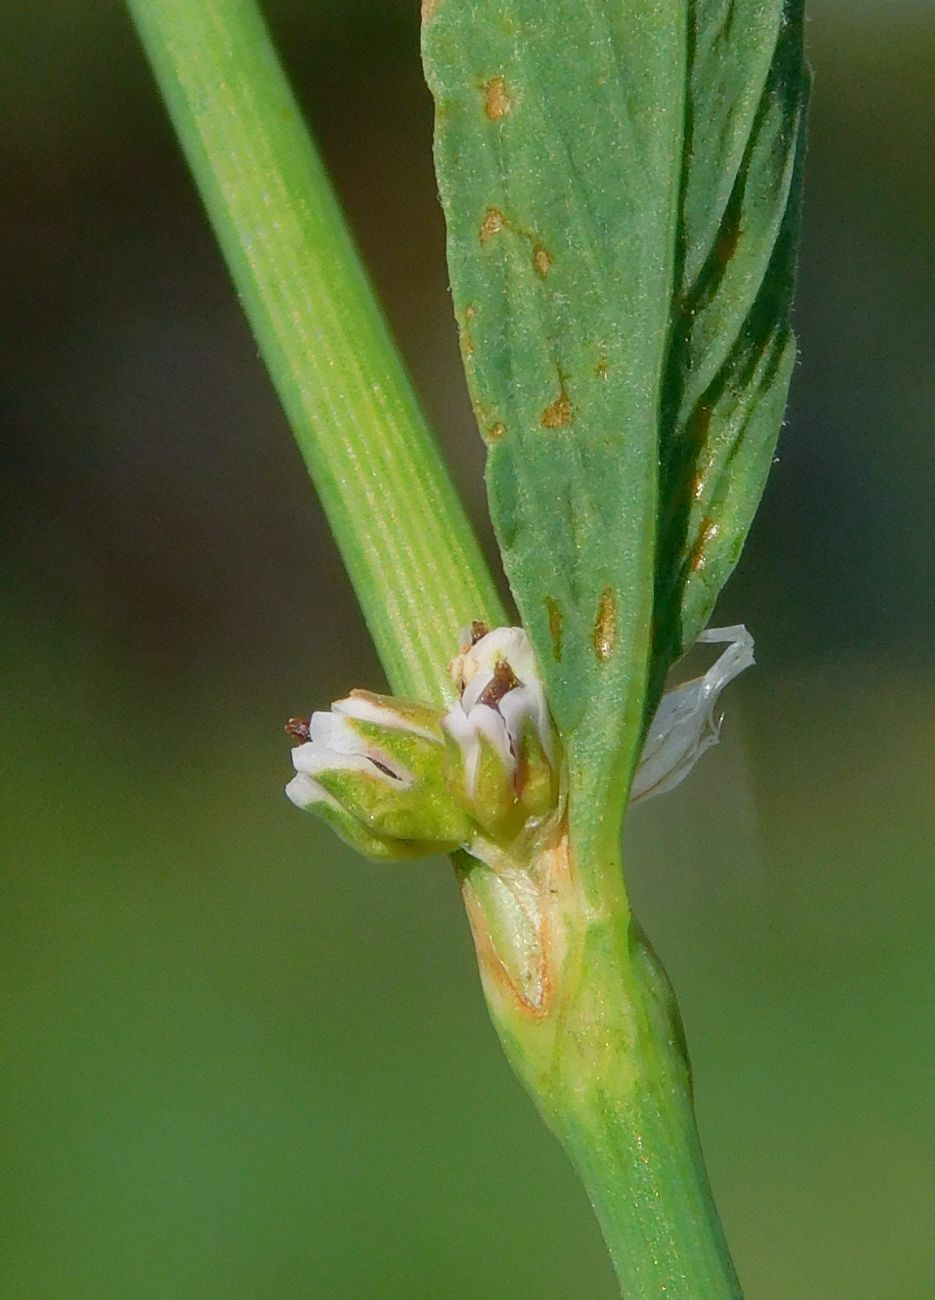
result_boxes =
[595,355,608,379]
[690,518,720,572]
[470,621,490,645]
[480,208,505,242]
[483,75,511,120]
[545,597,563,661]
[459,308,477,359]
[284,716,311,744]
[532,245,552,277]
[715,215,742,267]
[593,588,616,662]
[421,0,440,20]
[487,421,506,442]
[477,658,521,708]
[541,388,572,428]
[690,402,713,447]
[691,456,713,501]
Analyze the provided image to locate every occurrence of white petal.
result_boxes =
[291,741,401,785]
[285,772,338,811]
[307,711,364,754]
[481,627,538,684]
[498,682,553,761]
[468,704,514,772]
[460,627,541,712]
[630,625,755,805]
[300,711,415,785]
[443,707,482,795]
[443,703,514,798]
[333,695,440,743]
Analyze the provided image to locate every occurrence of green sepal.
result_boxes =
[310,798,442,862]
[313,762,472,849]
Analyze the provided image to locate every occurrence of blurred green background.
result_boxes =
[2,1,933,1296]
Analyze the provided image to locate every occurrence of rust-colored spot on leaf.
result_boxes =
[483,75,512,120]
[532,245,552,277]
[421,0,440,21]
[595,355,608,379]
[690,402,714,447]
[690,518,721,572]
[593,588,616,662]
[459,307,477,360]
[545,597,563,661]
[715,214,743,267]
[487,421,506,442]
[541,388,572,428]
[480,208,505,242]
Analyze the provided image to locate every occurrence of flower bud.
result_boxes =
[631,625,754,804]
[285,690,472,857]
[444,625,560,836]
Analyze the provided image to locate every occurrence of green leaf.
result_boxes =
[423,0,806,842]
[656,0,808,669]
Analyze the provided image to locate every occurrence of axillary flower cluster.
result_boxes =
[285,623,754,862]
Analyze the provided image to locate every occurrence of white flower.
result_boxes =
[447,623,554,776]
[285,697,418,811]
[630,625,755,804]
[284,690,471,855]
[284,622,753,860]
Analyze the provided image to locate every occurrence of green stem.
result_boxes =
[561,928,741,1297]
[460,840,741,1297]
[126,0,506,702]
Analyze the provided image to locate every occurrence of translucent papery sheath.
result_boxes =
[630,626,755,804]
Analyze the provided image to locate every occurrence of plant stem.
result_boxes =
[562,929,741,1297]
[130,4,742,1293]
[459,839,741,1297]
[126,0,506,703]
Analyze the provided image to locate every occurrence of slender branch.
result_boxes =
[126,0,506,702]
